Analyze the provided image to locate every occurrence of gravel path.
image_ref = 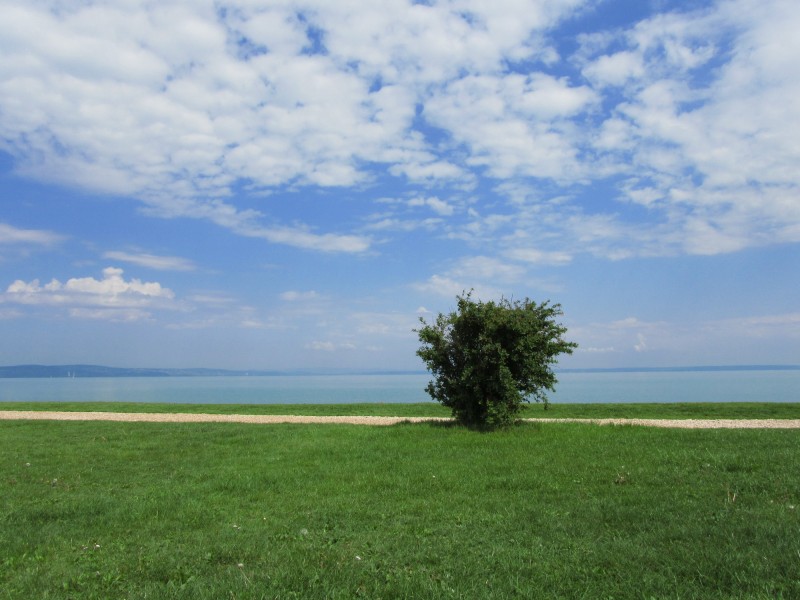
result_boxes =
[526,418,800,429]
[1,411,799,428]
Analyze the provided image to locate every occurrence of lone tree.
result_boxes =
[416,293,577,429]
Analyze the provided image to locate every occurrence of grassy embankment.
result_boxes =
[1,408,798,598]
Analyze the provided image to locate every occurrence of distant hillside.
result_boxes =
[0,365,425,378]
[0,365,251,378]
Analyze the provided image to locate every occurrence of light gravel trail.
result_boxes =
[1,411,799,428]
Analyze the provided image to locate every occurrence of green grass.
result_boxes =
[1,419,798,598]
[2,400,800,419]
[536,401,800,420]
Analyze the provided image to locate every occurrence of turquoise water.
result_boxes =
[553,370,799,404]
[0,374,431,404]
[0,370,798,404]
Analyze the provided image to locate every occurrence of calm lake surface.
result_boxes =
[0,370,798,404]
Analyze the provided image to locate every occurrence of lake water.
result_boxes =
[0,370,798,404]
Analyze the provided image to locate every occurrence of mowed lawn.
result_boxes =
[1,415,798,598]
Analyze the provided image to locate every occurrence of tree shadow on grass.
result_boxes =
[393,418,542,433]
[391,418,459,429]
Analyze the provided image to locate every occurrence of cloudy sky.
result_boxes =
[1,0,799,370]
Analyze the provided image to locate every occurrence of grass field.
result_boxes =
[1,406,798,599]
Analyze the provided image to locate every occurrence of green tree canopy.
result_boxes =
[416,293,577,429]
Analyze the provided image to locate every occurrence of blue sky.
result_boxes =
[1,0,799,370]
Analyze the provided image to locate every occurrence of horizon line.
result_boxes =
[1,363,799,378]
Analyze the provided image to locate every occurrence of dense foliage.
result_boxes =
[416,293,577,428]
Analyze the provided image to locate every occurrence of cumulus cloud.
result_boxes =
[0,0,798,260]
[424,73,597,181]
[581,50,644,87]
[578,0,800,254]
[2,267,177,320]
[408,196,455,217]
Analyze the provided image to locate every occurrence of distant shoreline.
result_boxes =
[0,365,429,378]
[0,363,798,378]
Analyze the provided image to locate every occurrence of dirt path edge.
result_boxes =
[1,411,799,428]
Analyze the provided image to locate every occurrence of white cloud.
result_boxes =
[413,274,501,301]
[66,307,152,322]
[250,225,371,253]
[317,0,584,85]
[364,194,457,233]
[1,0,799,261]
[188,293,237,306]
[578,0,800,255]
[0,0,588,252]
[582,51,644,87]
[103,251,196,271]
[608,317,648,330]
[424,73,596,181]
[0,1,409,252]
[569,316,668,356]
[352,311,419,338]
[165,307,286,331]
[0,307,22,319]
[363,216,442,232]
[569,308,800,366]
[389,159,467,184]
[707,312,800,339]
[506,247,572,266]
[142,197,371,253]
[634,333,648,352]
[2,267,177,320]
[414,275,471,299]
[408,196,455,217]
[413,249,570,306]
[577,346,616,354]
[281,290,319,302]
[448,256,526,282]
[239,318,269,329]
[0,222,64,246]
[307,341,337,352]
